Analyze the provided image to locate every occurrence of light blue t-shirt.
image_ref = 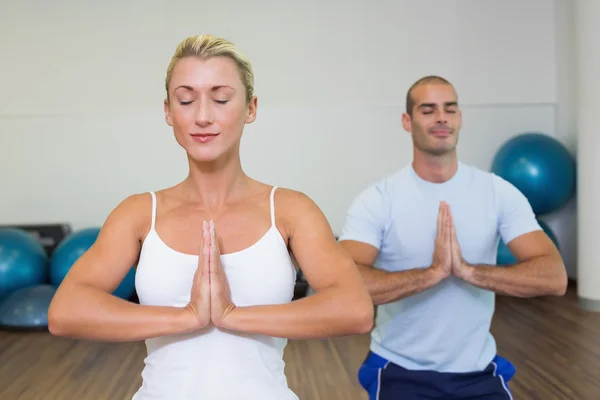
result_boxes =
[339,162,540,373]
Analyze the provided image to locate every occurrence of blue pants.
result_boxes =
[358,351,514,399]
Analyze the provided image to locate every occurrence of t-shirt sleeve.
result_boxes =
[493,174,541,244]
[338,184,390,250]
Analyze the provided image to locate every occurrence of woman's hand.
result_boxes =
[185,221,212,329]
[208,220,236,328]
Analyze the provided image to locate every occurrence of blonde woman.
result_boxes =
[48,34,374,399]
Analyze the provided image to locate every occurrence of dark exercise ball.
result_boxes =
[0,228,48,300]
[491,132,576,215]
[497,220,558,265]
[50,227,136,299]
[0,284,56,329]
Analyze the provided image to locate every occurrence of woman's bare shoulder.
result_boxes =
[105,192,155,240]
[272,187,329,234]
[273,187,315,207]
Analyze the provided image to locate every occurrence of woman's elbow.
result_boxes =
[47,294,73,337]
[47,300,64,336]
[356,306,375,334]
[347,295,375,334]
[47,304,64,336]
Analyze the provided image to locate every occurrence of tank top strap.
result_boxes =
[149,191,157,230]
[269,186,278,227]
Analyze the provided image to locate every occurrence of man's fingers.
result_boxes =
[446,206,452,245]
[437,201,444,235]
[448,206,456,241]
[445,204,451,238]
[441,202,448,238]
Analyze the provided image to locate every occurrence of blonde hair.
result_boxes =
[165,34,254,103]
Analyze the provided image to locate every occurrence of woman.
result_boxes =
[48,34,374,399]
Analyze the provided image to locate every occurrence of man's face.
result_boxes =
[402,83,462,156]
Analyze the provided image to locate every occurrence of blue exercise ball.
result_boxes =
[50,227,136,299]
[497,220,558,265]
[491,133,576,215]
[0,284,56,329]
[0,228,48,300]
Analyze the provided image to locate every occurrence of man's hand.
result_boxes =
[447,206,472,280]
[429,201,453,281]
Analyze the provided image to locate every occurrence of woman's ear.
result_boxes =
[245,96,258,124]
[164,98,173,126]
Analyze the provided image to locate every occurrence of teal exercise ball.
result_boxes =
[49,227,136,299]
[497,220,558,265]
[0,284,56,329]
[491,133,576,215]
[0,228,48,300]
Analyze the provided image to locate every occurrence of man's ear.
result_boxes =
[402,112,412,133]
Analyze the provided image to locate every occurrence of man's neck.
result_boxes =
[412,150,458,183]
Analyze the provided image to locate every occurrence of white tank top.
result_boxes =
[132,186,299,400]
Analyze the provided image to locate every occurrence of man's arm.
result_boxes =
[452,175,568,297]
[455,230,567,297]
[341,201,454,305]
[340,240,445,305]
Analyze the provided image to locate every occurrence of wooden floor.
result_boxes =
[0,283,599,399]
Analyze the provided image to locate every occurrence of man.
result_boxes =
[338,76,567,399]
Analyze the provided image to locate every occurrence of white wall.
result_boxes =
[544,0,577,279]
[0,0,578,276]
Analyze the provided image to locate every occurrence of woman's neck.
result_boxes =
[182,152,251,212]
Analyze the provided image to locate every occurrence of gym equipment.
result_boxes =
[0,223,71,257]
[497,220,558,265]
[49,227,136,299]
[0,228,48,300]
[491,132,576,216]
[0,284,56,329]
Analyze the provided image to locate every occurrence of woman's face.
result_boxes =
[164,56,257,163]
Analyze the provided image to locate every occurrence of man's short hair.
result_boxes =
[406,76,453,116]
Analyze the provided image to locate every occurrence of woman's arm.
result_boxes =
[219,189,374,339]
[48,193,200,342]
